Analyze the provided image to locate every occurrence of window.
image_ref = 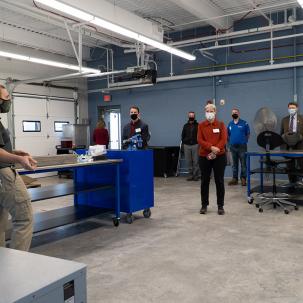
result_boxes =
[22,120,41,132]
[54,121,69,132]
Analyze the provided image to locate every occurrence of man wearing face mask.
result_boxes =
[197,103,227,215]
[227,109,250,186]
[281,102,303,183]
[122,106,150,149]
[0,84,37,251]
[181,111,200,181]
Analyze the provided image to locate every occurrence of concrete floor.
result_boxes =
[30,176,303,303]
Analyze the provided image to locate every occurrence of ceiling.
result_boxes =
[0,0,299,61]
[105,0,299,30]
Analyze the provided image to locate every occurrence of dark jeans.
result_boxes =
[230,144,247,180]
[199,155,227,208]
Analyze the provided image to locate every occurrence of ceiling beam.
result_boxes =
[169,0,233,30]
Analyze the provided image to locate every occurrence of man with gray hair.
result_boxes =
[0,84,37,251]
[181,111,200,181]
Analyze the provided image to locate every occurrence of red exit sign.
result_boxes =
[103,94,111,102]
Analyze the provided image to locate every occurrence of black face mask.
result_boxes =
[188,117,195,122]
[130,114,138,120]
[0,99,11,113]
[232,114,239,119]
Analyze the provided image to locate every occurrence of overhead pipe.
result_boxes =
[169,1,298,30]
[123,20,303,54]
[198,32,303,51]
[157,61,303,83]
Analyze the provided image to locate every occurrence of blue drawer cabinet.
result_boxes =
[76,150,154,223]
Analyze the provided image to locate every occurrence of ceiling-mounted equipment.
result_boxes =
[35,0,196,61]
[0,50,99,73]
[126,66,157,84]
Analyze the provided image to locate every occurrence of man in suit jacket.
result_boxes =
[280,102,303,183]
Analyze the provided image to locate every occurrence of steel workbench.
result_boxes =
[17,159,123,231]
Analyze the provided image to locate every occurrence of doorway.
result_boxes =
[98,105,121,150]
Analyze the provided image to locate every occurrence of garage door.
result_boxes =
[13,93,75,157]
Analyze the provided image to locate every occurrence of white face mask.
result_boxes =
[205,112,215,121]
[288,108,297,115]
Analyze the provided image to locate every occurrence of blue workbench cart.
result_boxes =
[76,149,154,223]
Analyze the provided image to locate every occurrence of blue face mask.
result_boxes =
[288,108,297,116]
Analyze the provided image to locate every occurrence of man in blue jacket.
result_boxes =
[227,108,250,186]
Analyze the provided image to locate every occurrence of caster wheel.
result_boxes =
[112,218,120,227]
[255,204,259,208]
[126,214,134,224]
[247,197,254,204]
[143,208,151,218]
[295,206,299,211]
[259,208,263,213]
[284,210,289,214]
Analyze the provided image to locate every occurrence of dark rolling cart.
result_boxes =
[149,146,180,178]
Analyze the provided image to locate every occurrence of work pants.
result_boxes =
[0,168,33,251]
[199,155,226,208]
[230,144,247,180]
[184,144,200,178]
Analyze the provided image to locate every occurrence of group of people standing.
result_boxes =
[181,103,250,215]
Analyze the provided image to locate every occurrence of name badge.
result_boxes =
[213,128,220,133]
[135,128,141,133]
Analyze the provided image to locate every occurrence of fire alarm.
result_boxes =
[103,94,111,102]
[220,99,225,106]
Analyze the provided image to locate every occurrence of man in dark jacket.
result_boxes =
[181,111,200,181]
[122,106,150,149]
[280,102,303,183]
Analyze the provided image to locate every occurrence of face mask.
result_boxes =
[232,114,239,119]
[188,117,195,121]
[130,113,138,120]
[288,108,297,115]
[205,112,215,121]
[0,99,11,113]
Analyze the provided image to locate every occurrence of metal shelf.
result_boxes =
[28,183,114,202]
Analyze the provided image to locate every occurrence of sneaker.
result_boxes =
[200,207,207,214]
[241,178,246,186]
[228,179,238,186]
[192,176,200,181]
[187,176,194,181]
[218,208,225,215]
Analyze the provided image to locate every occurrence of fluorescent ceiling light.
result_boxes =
[0,51,99,73]
[102,83,153,92]
[83,70,126,78]
[35,0,94,21]
[35,0,196,61]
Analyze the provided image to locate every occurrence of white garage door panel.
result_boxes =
[48,101,74,118]
[15,137,50,156]
[14,116,47,137]
[13,98,46,115]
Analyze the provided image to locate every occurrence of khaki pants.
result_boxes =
[0,167,33,251]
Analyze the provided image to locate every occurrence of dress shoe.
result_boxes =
[228,178,238,185]
[200,207,207,214]
[241,178,246,186]
[193,176,200,181]
[218,208,225,215]
[187,177,194,181]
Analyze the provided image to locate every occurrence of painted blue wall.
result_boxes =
[88,13,303,176]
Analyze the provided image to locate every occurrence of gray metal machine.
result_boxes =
[63,124,90,147]
[0,247,87,303]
